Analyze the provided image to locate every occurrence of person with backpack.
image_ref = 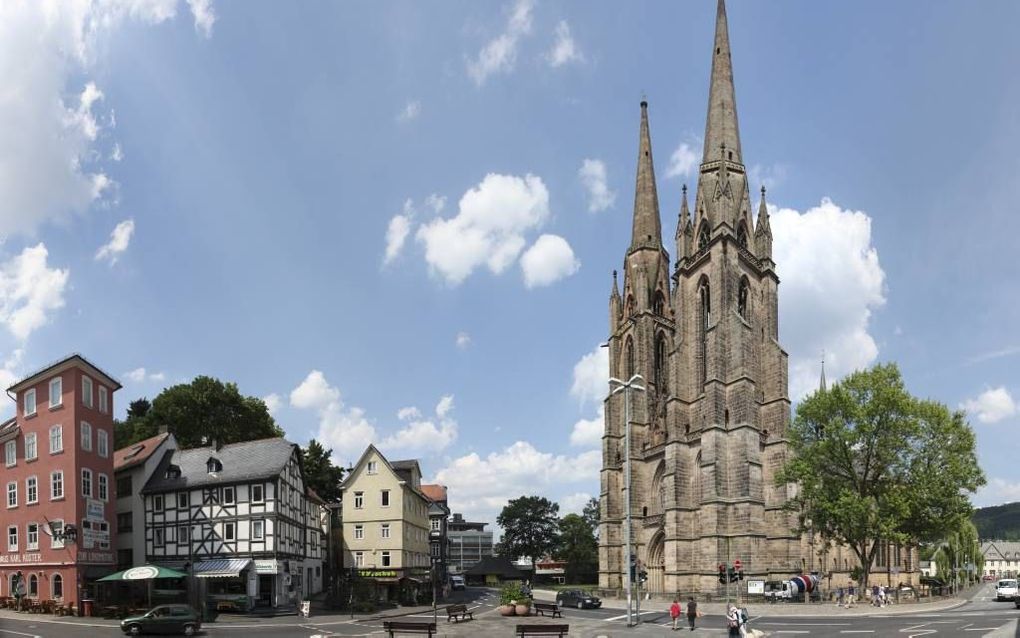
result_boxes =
[686,597,699,631]
[670,598,682,630]
[726,603,741,636]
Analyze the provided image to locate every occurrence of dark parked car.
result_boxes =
[121,604,201,636]
[555,589,602,609]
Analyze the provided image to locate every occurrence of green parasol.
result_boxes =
[98,565,188,581]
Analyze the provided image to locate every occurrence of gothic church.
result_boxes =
[599,0,805,594]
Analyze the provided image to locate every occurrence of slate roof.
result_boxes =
[7,353,121,392]
[465,555,525,579]
[982,541,1020,560]
[114,432,171,472]
[142,437,297,494]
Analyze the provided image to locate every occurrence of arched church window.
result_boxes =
[698,225,710,251]
[736,222,748,249]
[699,279,710,386]
[625,336,635,379]
[738,277,750,320]
[653,290,665,316]
[625,295,635,318]
[654,332,668,390]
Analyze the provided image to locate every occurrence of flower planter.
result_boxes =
[498,604,516,616]
[514,604,530,616]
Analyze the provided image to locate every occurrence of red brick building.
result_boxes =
[0,354,121,607]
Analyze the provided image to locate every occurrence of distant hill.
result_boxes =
[974,503,1020,540]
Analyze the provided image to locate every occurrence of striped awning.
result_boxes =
[193,558,252,578]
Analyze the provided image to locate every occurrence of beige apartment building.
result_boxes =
[340,445,430,602]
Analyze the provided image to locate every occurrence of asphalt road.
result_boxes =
[2,584,1019,637]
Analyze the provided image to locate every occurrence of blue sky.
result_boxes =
[2,0,1019,528]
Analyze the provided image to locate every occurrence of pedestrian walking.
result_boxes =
[670,598,682,630]
[686,597,699,631]
[726,603,741,637]
[872,584,880,607]
[13,571,25,611]
[847,582,856,608]
[837,586,844,607]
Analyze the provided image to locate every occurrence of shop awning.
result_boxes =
[193,558,252,578]
[98,565,188,581]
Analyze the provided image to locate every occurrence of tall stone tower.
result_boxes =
[599,0,805,594]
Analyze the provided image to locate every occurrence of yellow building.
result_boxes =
[340,445,431,602]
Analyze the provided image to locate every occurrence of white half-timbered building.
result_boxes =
[141,437,326,610]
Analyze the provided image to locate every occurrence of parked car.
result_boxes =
[555,589,602,609]
[121,604,201,636]
[995,579,1018,601]
[982,574,996,582]
[450,575,466,591]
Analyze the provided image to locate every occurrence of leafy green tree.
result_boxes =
[780,363,985,588]
[557,513,598,583]
[582,497,600,538]
[114,398,153,448]
[497,496,560,573]
[114,376,283,450]
[300,439,345,503]
[934,520,983,589]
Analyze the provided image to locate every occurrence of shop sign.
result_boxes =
[0,553,42,564]
[254,560,278,574]
[747,580,765,595]
[79,550,114,563]
[86,499,105,522]
[359,569,397,578]
[81,529,110,550]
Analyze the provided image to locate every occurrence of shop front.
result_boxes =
[355,567,431,605]
[193,558,253,614]
[252,559,302,609]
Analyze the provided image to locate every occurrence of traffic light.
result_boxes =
[718,564,726,584]
[639,570,648,585]
[630,554,637,582]
[734,558,744,581]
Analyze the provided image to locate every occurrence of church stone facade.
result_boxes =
[599,0,807,595]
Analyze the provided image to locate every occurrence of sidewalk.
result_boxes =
[532,588,967,618]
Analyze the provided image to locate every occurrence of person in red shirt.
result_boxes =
[670,598,683,630]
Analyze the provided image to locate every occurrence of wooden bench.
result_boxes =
[445,603,473,622]
[533,602,562,618]
[515,624,569,637]
[382,621,436,637]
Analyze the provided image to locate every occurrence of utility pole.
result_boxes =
[610,374,645,628]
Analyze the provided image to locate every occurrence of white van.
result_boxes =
[995,578,1018,601]
[451,575,466,591]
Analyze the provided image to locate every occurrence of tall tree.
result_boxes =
[780,363,985,588]
[582,497,600,538]
[114,398,153,449]
[114,377,283,450]
[300,439,345,503]
[497,495,560,573]
[557,513,598,584]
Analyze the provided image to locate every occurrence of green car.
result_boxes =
[120,604,202,636]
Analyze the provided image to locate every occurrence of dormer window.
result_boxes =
[165,464,181,480]
[207,458,222,474]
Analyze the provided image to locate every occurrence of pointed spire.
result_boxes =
[676,184,691,239]
[755,185,772,237]
[611,269,620,298]
[702,0,742,165]
[819,351,827,392]
[629,100,663,253]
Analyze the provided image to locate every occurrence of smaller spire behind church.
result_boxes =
[819,350,827,392]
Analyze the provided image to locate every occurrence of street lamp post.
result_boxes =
[609,374,645,628]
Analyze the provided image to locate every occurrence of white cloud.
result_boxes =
[974,478,1020,508]
[570,344,609,406]
[578,159,615,213]
[665,142,698,180]
[560,491,594,514]
[436,395,454,419]
[397,406,422,421]
[0,1,211,236]
[467,0,534,86]
[968,345,1020,365]
[110,143,124,162]
[416,173,550,285]
[123,367,166,384]
[455,332,472,349]
[430,441,600,525]
[397,100,421,123]
[95,219,135,264]
[748,163,788,191]
[546,20,583,68]
[383,201,413,265]
[520,234,580,288]
[772,198,886,400]
[0,244,69,341]
[0,350,25,397]
[290,370,376,464]
[570,407,603,447]
[262,393,282,416]
[185,0,216,37]
[381,395,458,456]
[961,387,1017,424]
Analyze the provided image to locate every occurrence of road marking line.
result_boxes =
[602,610,661,622]
[963,630,999,632]
[775,632,811,634]
[840,632,875,634]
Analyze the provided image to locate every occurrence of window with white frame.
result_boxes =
[50,520,64,548]
[97,430,108,458]
[81,469,92,497]
[381,490,390,507]
[7,482,16,508]
[354,491,363,509]
[24,433,37,461]
[24,389,37,416]
[50,377,62,408]
[251,484,264,502]
[354,524,364,540]
[82,376,93,408]
[223,487,235,504]
[381,551,391,567]
[177,492,188,509]
[49,425,62,454]
[355,551,364,567]
[367,461,377,474]
[7,525,17,551]
[50,471,63,500]
[178,525,189,543]
[153,495,164,512]
[431,518,440,531]
[253,519,265,540]
[99,386,108,414]
[4,440,14,467]
[81,422,93,452]
[27,523,38,550]
[154,528,164,547]
[26,477,37,504]
[381,523,390,539]
[224,522,235,541]
[98,474,108,501]
[52,574,63,598]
